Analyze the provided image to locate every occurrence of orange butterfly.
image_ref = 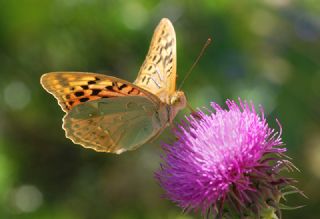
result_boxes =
[41,18,186,154]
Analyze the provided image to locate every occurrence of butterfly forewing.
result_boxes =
[134,18,177,102]
[63,96,167,153]
[40,72,159,112]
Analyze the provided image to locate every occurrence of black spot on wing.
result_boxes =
[165,41,172,50]
[156,57,162,65]
[92,89,101,95]
[81,85,89,89]
[75,91,84,97]
[105,86,113,91]
[118,84,127,89]
[80,97,89,102]
[128,87,134,94]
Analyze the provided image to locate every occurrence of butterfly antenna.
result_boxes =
[178,37,212,90]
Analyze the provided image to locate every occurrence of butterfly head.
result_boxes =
[168,91,187,122]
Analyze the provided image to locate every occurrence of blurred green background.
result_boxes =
[0,0,319,218]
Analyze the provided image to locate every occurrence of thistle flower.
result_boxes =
[156,99,303,218]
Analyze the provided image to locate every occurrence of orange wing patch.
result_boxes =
[63,80,142,110]
[41,72,143,112]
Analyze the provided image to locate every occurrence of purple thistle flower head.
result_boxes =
[156,99,302,218]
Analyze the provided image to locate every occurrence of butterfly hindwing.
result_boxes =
[134,18,177,101]
[63,96,166,153]
[40,72,159,112]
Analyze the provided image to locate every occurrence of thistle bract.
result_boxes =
[156,99,301,218]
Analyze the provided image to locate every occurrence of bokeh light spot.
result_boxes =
[294,16,319,42]
[12,185,43,213]
[261,56,291,85]
[122,2,148,30]
[249,10,277,36]
[263,0,291,8]
[4,81,31,110]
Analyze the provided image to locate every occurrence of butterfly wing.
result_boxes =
[63,96,168,154]
[41,72,167,154]
[40,72,160,112]
[134,18,177,102]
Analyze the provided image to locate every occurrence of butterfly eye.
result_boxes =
[172,92,187,109]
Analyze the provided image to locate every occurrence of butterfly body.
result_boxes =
[40,18,186,154]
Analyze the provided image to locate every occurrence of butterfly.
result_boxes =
[40,18,186,154]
